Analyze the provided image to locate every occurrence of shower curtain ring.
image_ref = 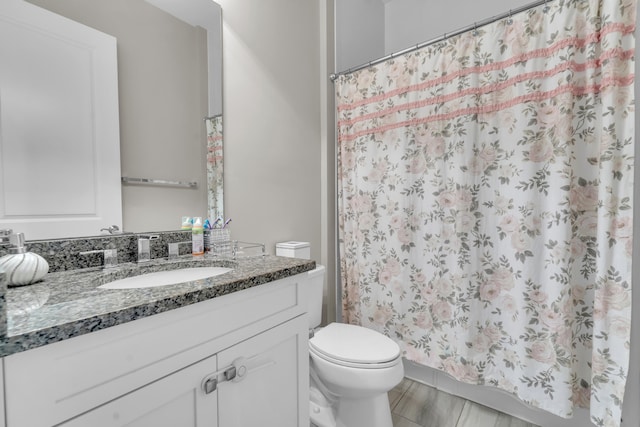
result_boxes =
[543,0,550,13]
[507,9,513,25]
[473,22,479,36]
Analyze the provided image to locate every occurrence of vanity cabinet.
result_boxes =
[59,317,305,427]
[3,272,310,427]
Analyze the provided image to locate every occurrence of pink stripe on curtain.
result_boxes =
[337,22,635,113]
[338,48,634,130]
[339,74,634,143]
[335,0,635,426]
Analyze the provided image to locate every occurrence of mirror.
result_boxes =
[1,0,222,239]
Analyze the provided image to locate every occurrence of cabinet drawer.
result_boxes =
[5,273,307,427]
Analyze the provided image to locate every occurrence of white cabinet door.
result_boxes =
[55,316,309,427]
[217,316,309,427]
[0,0,121,240]
[59,355,218,427]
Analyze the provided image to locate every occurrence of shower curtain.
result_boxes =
[335,0,635,425]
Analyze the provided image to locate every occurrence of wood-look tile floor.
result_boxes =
[389,378,539,427]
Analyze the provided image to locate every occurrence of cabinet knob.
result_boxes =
[224,366,236,381]
[201,357,248,394]
[202,377,218,394]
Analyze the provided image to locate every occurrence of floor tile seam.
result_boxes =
[392,412,422,427]
[454,400,472,427]
[391,380,413,412]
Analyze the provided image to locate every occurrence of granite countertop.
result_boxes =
[0,255,315,357]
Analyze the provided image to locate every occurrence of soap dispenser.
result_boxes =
[0,232,49,287]
[192,217,204,256]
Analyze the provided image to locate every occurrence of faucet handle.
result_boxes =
[0,229,13,247]
[103,249,118,268]
[168,241,192,260]
[168,242,178,255]
[80,249,118,269]
[138,234,159,240]
[137,234,159,263]
[100,225,121,235]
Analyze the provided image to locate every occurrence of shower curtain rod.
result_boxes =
[329,0,551,82]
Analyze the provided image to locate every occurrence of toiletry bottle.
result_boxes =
[203,219,212,253]
[181,216,193,230]
[192,217,204,255]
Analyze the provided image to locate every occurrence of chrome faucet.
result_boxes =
[79,249,118,269]
[138,234,159,263]
[0,229,12,248]
[100,225,121,235]
[168,241,192,260]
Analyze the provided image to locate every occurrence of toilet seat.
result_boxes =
[309,323,401,369]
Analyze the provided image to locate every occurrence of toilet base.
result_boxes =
[310,399,336,427]
[309,386,394,427]
[310,385,337,427]
[334,393,393,427]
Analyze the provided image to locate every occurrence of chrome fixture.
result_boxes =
[0,229,13,248]
[100,225,121,235]
[168,241,192,260]
[79,249,118,269]
[138,234,159,263]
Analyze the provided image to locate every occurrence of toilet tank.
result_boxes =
[307,265,325,329]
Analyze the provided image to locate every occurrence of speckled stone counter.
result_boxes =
[0,255,315,357]
[0,231,195,273]
[0,269,6,339]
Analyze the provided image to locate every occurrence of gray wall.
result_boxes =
[335,0,639,425]
[335,0,384,71]
[336,0,535,72]
[217,0,323,264]
[218,0,337,322]
[384,0,533,53]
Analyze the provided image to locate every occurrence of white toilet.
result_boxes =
[306,266,404,427]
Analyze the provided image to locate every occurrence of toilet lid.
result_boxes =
[309,323,400,365]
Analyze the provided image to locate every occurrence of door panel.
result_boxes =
[59,355,218,427]
[217,317,308,427]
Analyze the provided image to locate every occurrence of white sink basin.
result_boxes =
[98,267,233,290]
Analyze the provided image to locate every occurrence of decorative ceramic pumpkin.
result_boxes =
[0,251,49,287]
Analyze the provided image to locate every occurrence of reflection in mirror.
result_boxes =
[0,0,222,240]
[205,115,224,222]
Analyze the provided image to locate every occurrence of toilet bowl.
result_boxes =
[305,266,404,427]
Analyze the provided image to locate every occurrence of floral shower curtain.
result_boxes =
[206,115,224,220]
[335,0,635,425]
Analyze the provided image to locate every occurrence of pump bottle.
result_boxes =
[192,217,204,255]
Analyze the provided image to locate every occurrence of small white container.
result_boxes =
[275,241,310,259]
